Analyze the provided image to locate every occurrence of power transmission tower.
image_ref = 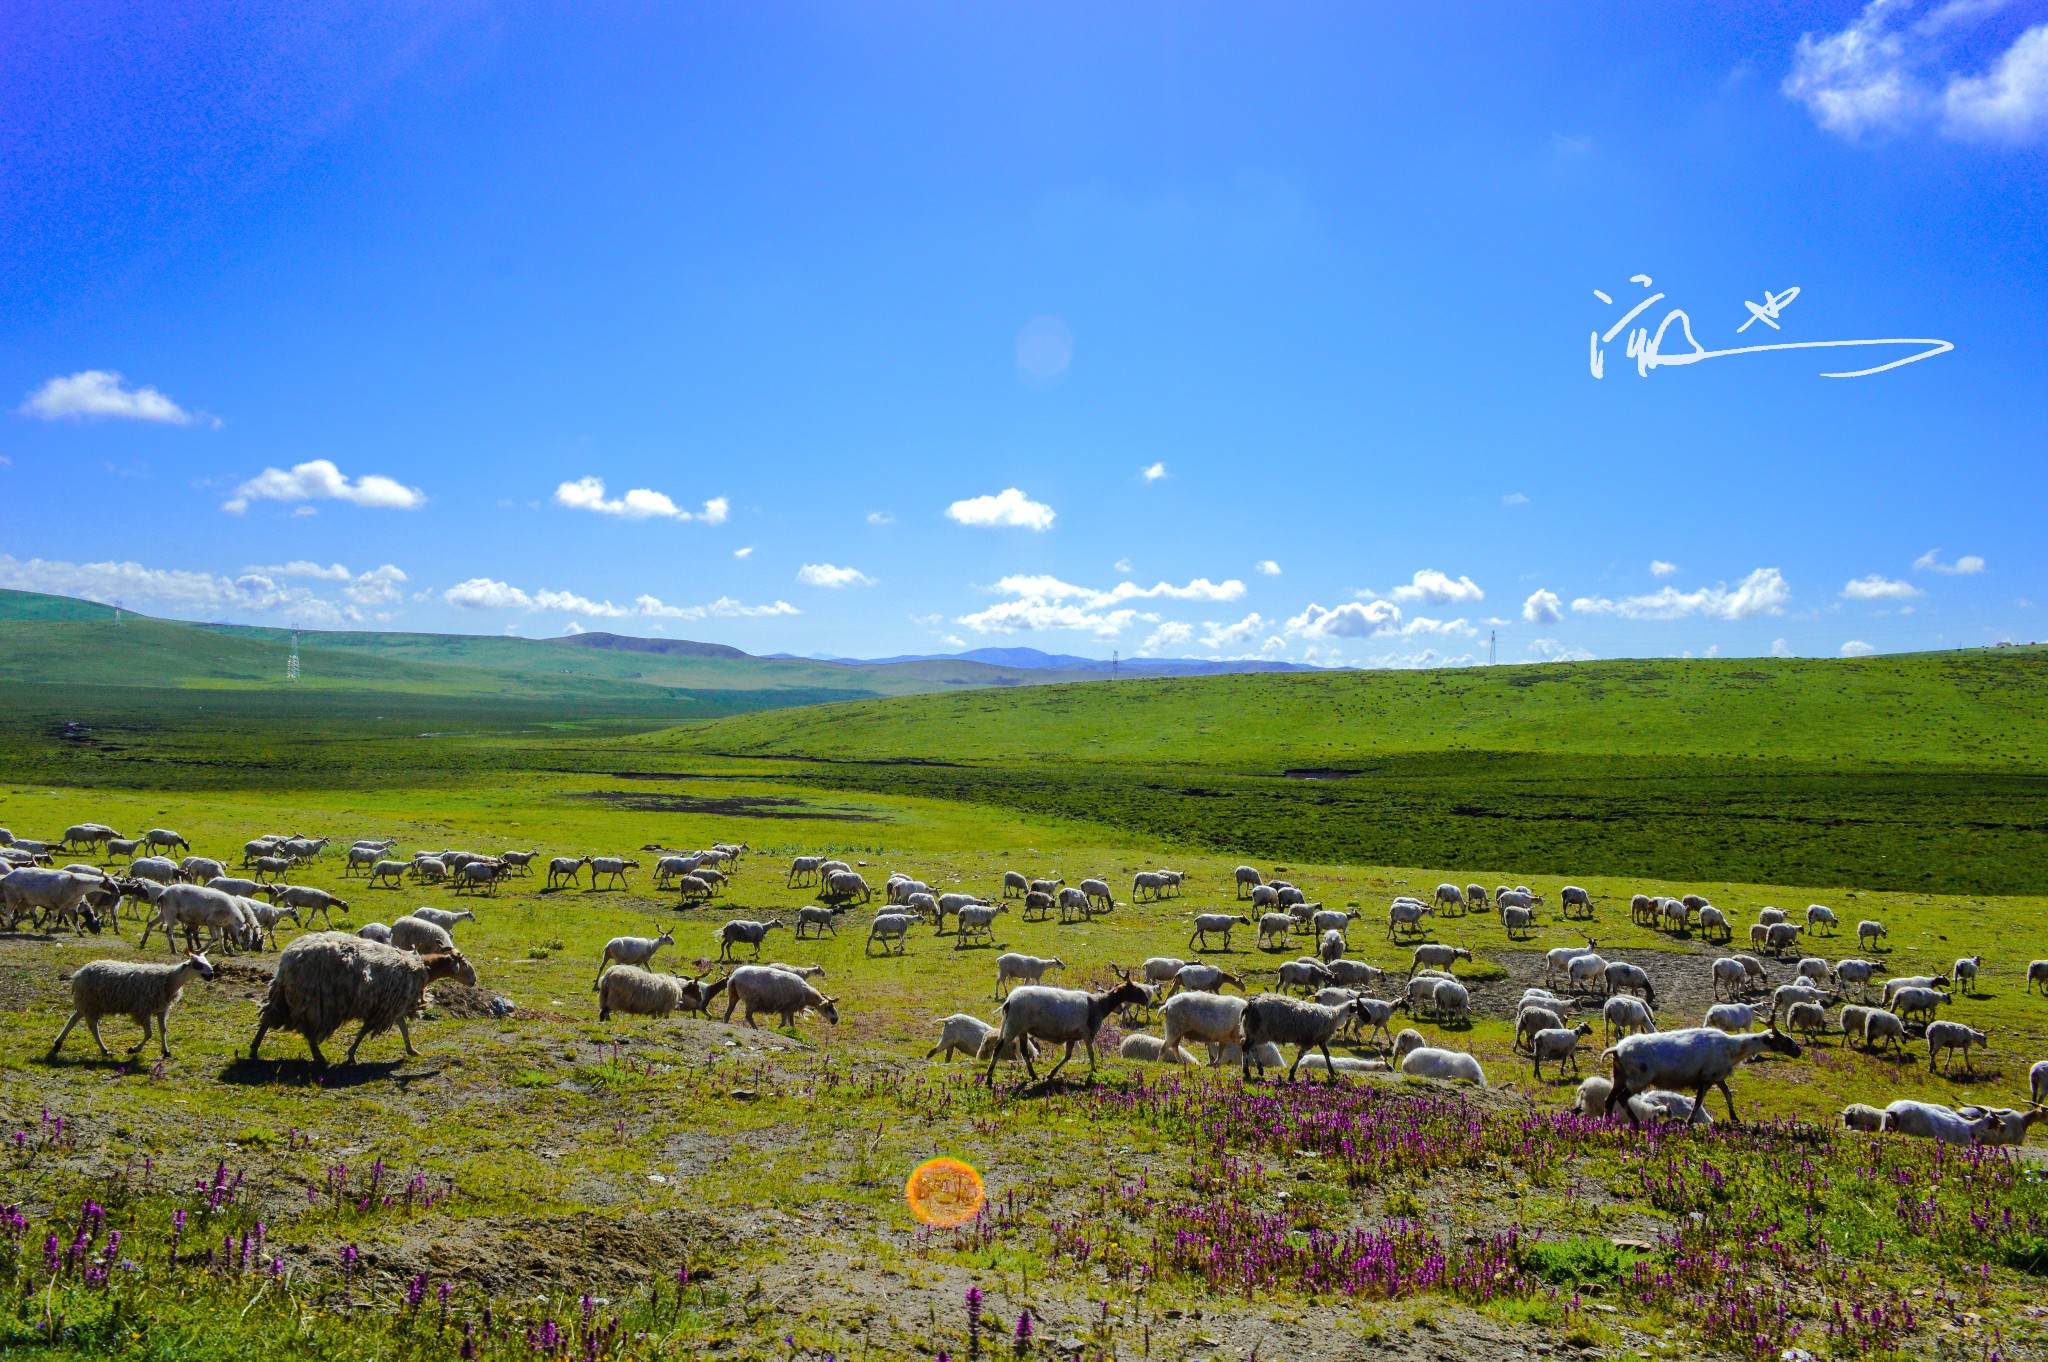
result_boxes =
[1489,629,1496,665]
[1112,650,1119,681]
[286,628,301,683]
[114,598,124,627]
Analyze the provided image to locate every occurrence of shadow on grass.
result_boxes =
[219,1057,439,1089]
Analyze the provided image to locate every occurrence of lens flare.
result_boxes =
[905,1157,985,1227]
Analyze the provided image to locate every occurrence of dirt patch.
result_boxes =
[287,1210,733,1296]
[567,790,884,821]
[427,981,505,1020]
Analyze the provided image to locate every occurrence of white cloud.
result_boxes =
[248,561,354,582]
[1202,613,1266,649]
[1841,639,1877,657]
[1772,638,1796,658]
[1842,573,1923,601]
[1141,621,1195,652]
[956,599,1145,638]
[20,370,196,424]
[245,561,408,607]
[1501,492,1530,506]
[1113,558,1132,574]
[224,460,425,514]
[866,511,895,526]
[1572,567,1790,621]
[1140,462,1168,482]
[1522,589,1564,625]
[442,579,796,619]
[1785,2,2048,144]
[1528,638,1595,663]
[988,574,1246,608]
[553,476,725,524]
[1256,560,1281,576]
[1649,560,1679,578]
[1386,569,1485,605]
[1354,647,1481,670]
[1913,548,1985,575]
[562,620,585,635]
[946,487,1056,531]
[797,563,874,589]
[1285,600,1404,639]
[0,553,392,626]
[733,546,754,559]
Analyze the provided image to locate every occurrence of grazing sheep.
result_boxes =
[1404,974,1445,1018]
[793,906,837,940]
[1000,870,1029,898]
[1795,957,1834,988]
[1603,995,1658,1043]
[1837,1003,1874,1045]
[1925,1020,1988,1075]
[1310,908,1358,938]
[722,963,840,1029]
[1172,963,1243,995]
[1055,887,1093,923]
[1530,1021,1597,1079]
[1952,955,1983,996]
[1764,922,1802,955]
[1882,1100,1993,1146]
[1277,958,1336,993]
[1858,919,1888,951]
[1239,993,1373,1083]
[1327,959,1385,991]
[2025,960,2048,995]
[716,918,786,962]
[137,883,255,954]
[1188,913,1251,950]
[1861,1009,1908,1054]
[249,931,476,1066]
[1118,1033,1199,1064]
[1703,1002,1759,1033]
[1026,876,1061,898]
[866,912,914,956]
[1159,991,1247,1066]
[593,929,674,985]
[1711,958,1754,999]
[1758,906,1787,926]
[1464,883,1489,911]
[1408,943,1472,977]
[2032,1058,2048,1106]
[985,973,1151,1086]
[411,857,447,885]
[1881,974,1951,1004]
[1519,986,1576,1011]
[927,1013,1035,1062]
[129,856,182,886]
[1131,871,1171,902]
[1,868,113,935]
[1248,884,1280,911]
[1559,885,1593,917]
[1771,982,1830,1024]
[1501,905,1538,939]
[596,967,725,1022]
[1545,941,1601,986]
[1747,924,1770,950]
[1629,893,1660,927]
[50,953,217,1058]
[1432,883,1466,915]
[1602,1026,1802,1126]
[1233,865,1263,897]
[1513,1006,1565,1052]
[1785,1001,1831,1040]
[995,952,1064,996]
[1256,912,1295,950]
[1497,889,1538,914]
[1391,1028,1427,1063]
[1695,905,1730,941]
[242,899,300,949]
[1604,960,1657,1004]
[1387,898,1435,939]
[142,829,190,855]
[954,902,1007,947]
[824,870,872,904]
[407,906,475,932]
[1397,1047,1488,1085]
[275,885,350,929]
[389,915,454,954]
[178,856,227,884]
[1891,986,1951,1024]
[1431,978,1471,1025]
[1840,1103,1890,1132]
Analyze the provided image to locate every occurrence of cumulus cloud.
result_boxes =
[956,599,1145,638]
[1255,560,1281,576]
[1649,560,1679,577]
[988,574,1246,608]
[0,553,398,626]
[866,511,895,526]
[224,460,425,514]
[1285,600,1403,639]
[1202,613,1266,649]
[443,578,797,620]
[1914,548,1985,575]
[1842,573,1923,601]
[1785,1,2048,143]
[1140,462,1168,482]
[1528,639,1595,663]
[946,487,1056,531]
[1141,621,1195,651]
[733,546,754,558]
[1572,568,1790,621]
[797,563,874,588]
[1522,589,1564,626]
[19,370,196,424]
[1841,639,1877,656]
[1113,558,1132,574]
[1381,569,1485,605]
[553,476,726,524]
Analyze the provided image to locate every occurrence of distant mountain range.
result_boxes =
[756,644,1318,675]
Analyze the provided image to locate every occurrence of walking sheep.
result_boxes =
[1187,913,1250,950]
[1925,1020,1988,1075]
[866,912,914,956]
[1530,1022,1597,1079]
[596,967,725,1022]
[50,953,217,1059]
[594,929,674,985]
[389,916,455,954]
[1858,919,1888,951]
[722,963,840,1030]
[927,1014,1036,1062]
[248,931,477,1067]
[546,856,590,889]
[994,952,1064,995]
[1159,991,1247,1065]
[716,918,786,962]
[985,973,1152,1087]
[1602,1026,1803,1126]
[1408,943,1472,978]
[1238,993,1373,1083]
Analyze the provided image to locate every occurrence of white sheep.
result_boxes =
[1833,958,1878,1000]
[1840,1103,1890,1132]
[1255,912,1294,949]
[1603,995,1657,1043]
[1317,928,1346,963]
[593,929,674,984]
[954,902,1007,947]
[1386,898,1435,939]
[1545,941,1602,985]
[1277,958,1335,993]
[995,952,1064,995]
[1695,905,1730,941]
[1860,1009,1908,1054]
[1118,1033,1200,1064]
[50,953,217,1058]
[1602,1026,1802,1125]
[1703,1002,1759,1033]
[984,974,1152,1085]
[1806,904,1838,935]
[1574,1076,1709,1125]
[1327,959,1385,991]
[1952,955,1983,996]
[2032,1058,2048,1106]
[408,906,475,932]
[1239,993,1372,1082]
[1187,913,1250,950]
[716,918,786,961]
[1890,985,1950,1024]
[1172,963,1244,995]
[1431,978,1471,1025]
[1882,1100,1993,1146]
[389,915,454,954]
[1057,886,1093,923]
[794,905,837,939]
[1140,956,1186,991]
[1558,885,1593,917]
[722,963,840,1030]
[1604,960,1656,1004]
[2027,960,2048,995]
[275,884,350,928]
[1838,1003,1874,1045]
[1711,958,1752,999]
[1409,943,1472,977]
[927,1014,1035,1062]
[357,922,393,944]
[1160,991,1247,1065]
[1925,1020,1988,1075]
[1501,905,1538,939]
[546,856,590,889]
[1311,908,1359,937]
[1858,919,1888,950]
[1397,1046,1487,1085]
[787,855,825,887]
[1764,922,1802,955]
[1000,869,1029,898]
[866,912,914,956]
[1771,982,1830,1023]
[1529,1022,1596,1078]
[597,967,725,1022]
[1566,953,1610,994]
[1784,1001,1831,1040]
[1233,865,1264,896]
[1954,1106,2047,1147]
[588,856,640,890]
[1881,973,1951,1004]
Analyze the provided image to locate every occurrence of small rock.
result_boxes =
[490,996,517,1017]
[729,1088,759,1102]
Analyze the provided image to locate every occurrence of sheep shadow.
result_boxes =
[219,1057,435,1089]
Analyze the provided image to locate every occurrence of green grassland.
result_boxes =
[3,642,2047,1359]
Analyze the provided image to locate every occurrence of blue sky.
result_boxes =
[3,2,2043,665]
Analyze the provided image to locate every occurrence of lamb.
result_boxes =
[1239,993,1373,1083]
[1188,913,1251,950]
[1159,991,1247,1067]
[594,929,674,984]
[1602,1026,1803,1126]
[1882,1099,1993,1146]
[276,884,349,928]
[1858,919,1888,950]
[1603,995,1658,1043]
[866,912,914,956]
[1840,1103,1890,1132]
[1326,959,1385,990]
[1391,1028,1427,1063]
[995,952,1064,995]
[1924,1020,1988,1075]
[1574,1077,1709,1125]
[389,915,455,954]
[716,918,786,961]
[1318,928,1346,963]
[1397,1047,1488,1085]
[1747,924,1770,950]
[1703,1002,1759,1033]
[546,856,590,889]
[1784,1001,1831,1040]
[954,902,1006,946]
[1860,1008,1908,1054]
[1172,963,1244,995]
[1233,865,1263,896]
[1118,1033,1199,1064]
[793,906,837,939]
[1408,943,1472,977]
[1890,986,1950,1024]
[1695,905,1730,941]
[1545,941,1601,986]
[1277,958,1336,993]
[1604,961,1656,1004]
[1256,912,1295,950]
[723,963,840,1029]
[50,953,217,1059]
[249,932,477,1066]
[406,906,475,932]
[928,1014,1036,1062]
[1952,955,1983,996]
[1530,1022,1597,1078]
[596,966,726,1022]
[1387,898,1435,939]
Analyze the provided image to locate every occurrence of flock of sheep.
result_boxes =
[7,821,2046,1143]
